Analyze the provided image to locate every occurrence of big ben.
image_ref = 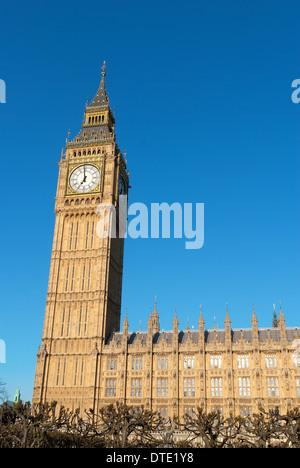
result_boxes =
[33,62,129,413]
[33,62,300,420]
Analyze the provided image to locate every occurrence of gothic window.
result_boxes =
[78,305,88,336]
[61,359,67,386]
[74,358,78,386]
[70,265,75,291]
[210,355,222,369]
[60,308,70,336]
[69,223,74,250]
[293,353,300,368]
[211,407,223,415]
[267,377,279,397]
[131,378,142,397]
[56,359,61,386]
[157,407,168,420]
[74,222,79,248]
[66,309,71,336]
[107,358,118,371]
[78,307,83,336]
[240,407,252,418]
[105,379,117,397]
[184,378,195,397]
[85,221,90,248]
[183,356,195,369]
[65,265,70,292]
[60,309,65,337]
[90,221,95,247]
[157,356,168,370]
[184,407,195,419]
[237,355,249,369]
[238,377,251,397]
[132,357,143,370]
[269,407,280,415]
[80,359,84,386]
[157,378,168,397]
[296,378,300,397]
[211,378,223,397]
[81,265,86,291]
[265,355,277,369]
[74,358,84,386]
[87,262,91,291]
[133,407,142,416]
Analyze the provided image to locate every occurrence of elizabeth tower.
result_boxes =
[33,63,129,412]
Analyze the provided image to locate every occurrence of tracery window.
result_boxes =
[265,355,277,368]
[157,356,168,370]
[105,378,117,397]
[184,378,195,397]
[157,378,168,397]
[238,377,251,397]
[107,358,118,371]
[132,357,143,370]
[210,355,222,369]
[131,378,142,397]
[211,378,223,397]
[183,356,195,369]
[237,355,249,369]
[267,377,279,397]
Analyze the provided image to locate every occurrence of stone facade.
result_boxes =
[33,64,300,418]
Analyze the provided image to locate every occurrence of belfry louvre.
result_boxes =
[33,64,300,419]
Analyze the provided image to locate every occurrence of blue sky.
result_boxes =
[0,0,299,402]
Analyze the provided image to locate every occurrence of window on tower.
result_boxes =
[131,378,142,397]
[211,378,223,397]
[183,356,195,369]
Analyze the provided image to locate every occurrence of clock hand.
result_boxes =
[80,166,87,185]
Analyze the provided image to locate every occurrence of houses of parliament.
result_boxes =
[33,63,300,419]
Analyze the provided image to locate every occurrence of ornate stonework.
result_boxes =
[33,65,300,419]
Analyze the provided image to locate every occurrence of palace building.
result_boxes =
[33,64,300,419]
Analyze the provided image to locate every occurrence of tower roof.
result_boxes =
[66,61,116,148]
[87,61,109,110]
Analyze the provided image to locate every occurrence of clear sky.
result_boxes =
[0,0,299,403]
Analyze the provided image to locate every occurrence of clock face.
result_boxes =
[69,164,101,193]
[118,176,126,195]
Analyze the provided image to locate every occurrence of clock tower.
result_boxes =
[33,62,129,411]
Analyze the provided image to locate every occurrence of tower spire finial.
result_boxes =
[101,61,106,77]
